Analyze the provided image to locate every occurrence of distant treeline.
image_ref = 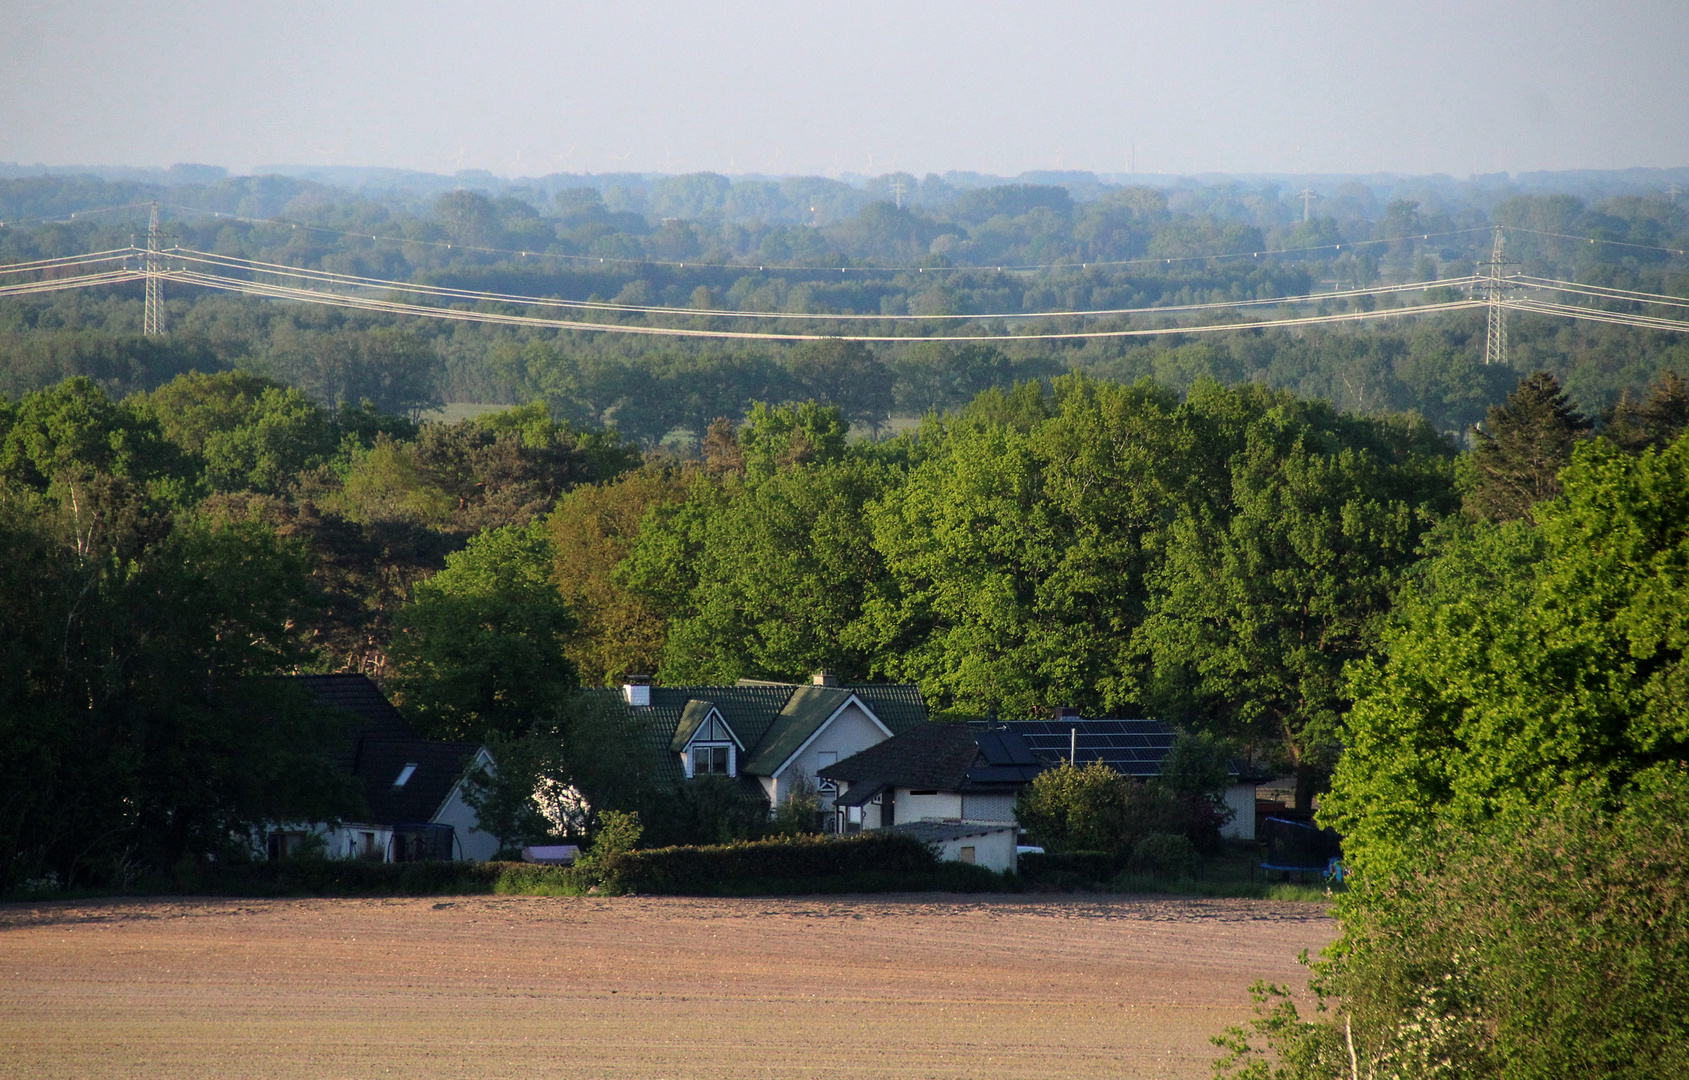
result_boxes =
[2,172,1687,442]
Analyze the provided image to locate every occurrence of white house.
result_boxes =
[609,673,930,821]
[266,675,501,862]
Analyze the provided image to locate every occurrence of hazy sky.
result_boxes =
[4,1,1685,179]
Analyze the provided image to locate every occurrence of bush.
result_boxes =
[546,830,1007,896]
[1017,850,1120,888]
[1014,760,1223,857]
[1215,763,1689,1080]
[1128,832,1201,878]
[185,858,508,898]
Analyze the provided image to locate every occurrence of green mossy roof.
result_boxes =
[588,681,928,789]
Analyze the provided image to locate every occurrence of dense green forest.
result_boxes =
[5,349,1686,888]
[4,167,1689,907]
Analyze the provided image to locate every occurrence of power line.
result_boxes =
[0,270,145,298]
[0,249,136,276]
[1506,298,1689,334]
[1502,225,1689,259]
[1514,275,1689,310]
[170,266,1487,341]
[163,246,1476,323]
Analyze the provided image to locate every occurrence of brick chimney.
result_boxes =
[812,671,839,687]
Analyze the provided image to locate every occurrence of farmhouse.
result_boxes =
[603,673,929,819]
[265,674,500,862]
[818,721,1044,833]
[821,713,1265,842]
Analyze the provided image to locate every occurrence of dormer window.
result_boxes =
[678,707,740,778]
[393,763,418,787]
[692,744,731,775]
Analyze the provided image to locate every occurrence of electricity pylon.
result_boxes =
[143,202,166,336]
[1477,226,1515,365]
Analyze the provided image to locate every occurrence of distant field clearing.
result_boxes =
[0,893,1335,1080]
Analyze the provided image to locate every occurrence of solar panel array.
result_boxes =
[999,719,1177,776]
[966,726,1047,784]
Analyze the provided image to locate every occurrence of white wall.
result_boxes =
[769,700,892,808]
[434,780,501,861]
[932,827,1018,873]
[1221,783,1258,840]
[896,789,963,822]
[960,793,1017,822]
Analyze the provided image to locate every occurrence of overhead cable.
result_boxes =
[165,247,1476,322]
[172,267,1485,341]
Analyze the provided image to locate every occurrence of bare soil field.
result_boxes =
[0,893,1335,1080]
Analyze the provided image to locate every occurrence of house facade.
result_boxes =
[818,722,1044,834]
[821,715,1266,846]
[609,673,929,821]
[266,675,500,862]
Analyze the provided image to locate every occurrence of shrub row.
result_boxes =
[592,830,978,895]
[197,859,509,897]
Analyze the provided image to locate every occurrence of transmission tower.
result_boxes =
[1477,226,1515,365]
[143,202,166,336]
[1300,187,1316,223]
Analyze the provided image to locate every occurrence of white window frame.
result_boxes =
[687,741,736,778]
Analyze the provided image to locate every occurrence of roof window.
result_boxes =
[393,763,418,787]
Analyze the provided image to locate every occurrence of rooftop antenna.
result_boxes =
[1300,187,1317,223]
[1477,226,1517,365]
[143,202,167,337]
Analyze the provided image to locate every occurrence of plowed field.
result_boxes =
[0,893,1335,1079]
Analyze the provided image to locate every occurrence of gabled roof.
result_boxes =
[819,722,1045,793]
[591,679,929,789]
[285,674,483,827]
[354,738,485,825]
[670,700,745,752]
[743,685,887,776]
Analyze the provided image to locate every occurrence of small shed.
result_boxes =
[885,820,1020,874]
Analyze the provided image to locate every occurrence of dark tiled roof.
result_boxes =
[287,674,482,827]
[292,673,417,742]
[819,723,1045,793]
[353,737,483,825]
[591,680,930,787]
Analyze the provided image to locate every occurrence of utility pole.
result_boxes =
[143,202,166,337]
[1477,226,1515,366]
[1300,187,1316,223]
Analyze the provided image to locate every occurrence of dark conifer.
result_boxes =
[1465,371,1591,522]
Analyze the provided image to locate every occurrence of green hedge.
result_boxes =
[1018,850,1121,887]
[198,859,509,897]
[569,831,1007,896]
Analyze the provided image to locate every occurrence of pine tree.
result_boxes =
[1465,371,1590,522]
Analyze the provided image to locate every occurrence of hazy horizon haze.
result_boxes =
[3,1,1685,179]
